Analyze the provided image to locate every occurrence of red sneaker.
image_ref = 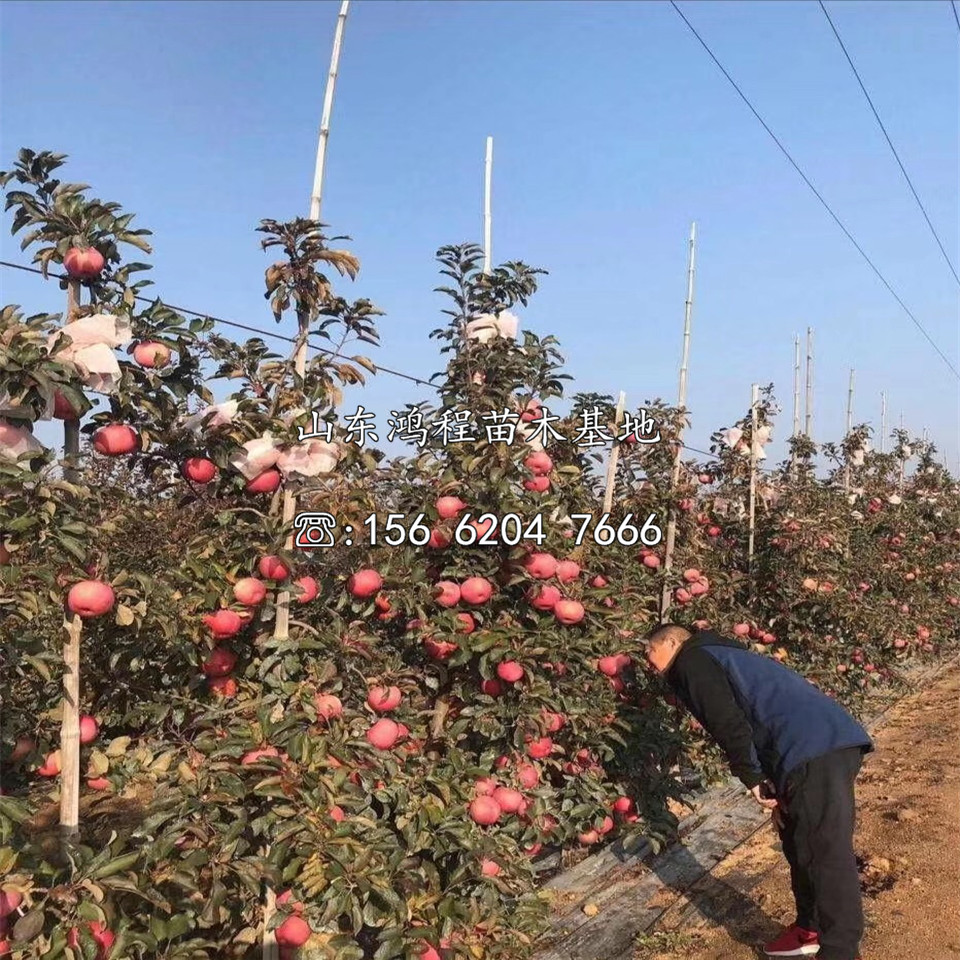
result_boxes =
[764,924,820,956]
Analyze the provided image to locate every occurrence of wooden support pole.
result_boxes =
[59,276,84,844]
[309,0,350,223]
[844,368,854,492]
[880,391,886,454]
[660,222,697,620]
[483,136,493,275]
[748,384,759,568]
[602,392,627,515]
[792,336,801,438]
[899,412,906,493]
[804,327,813,439]
[269,5,350,955]
[791,335,801,479]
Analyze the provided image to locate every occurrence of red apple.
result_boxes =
[209,676,238,697]
[348,569,383,599]
[554,599,585,625]
[542,711,565,733]
[0,891,22,918]
[524,451,554,476]
[93,424,138,456]
[524,476,551,493]
[480,859,501,877]
[528,584,562,611]
[555,560,581,582]
[424,638,458,660]
[460,577,493,605]
[496,661,524,683]
[492,787,523,813]
[642,554,661,569]
[202,647,236,677]
[524,552,557,579]
[469,796,501,825]
[66,921,115,959]
[366,718,400,750]
[258,555,290,582]
[182,457,217,483]
[67,580,115,618]
[433,580,461,607]
[367,686,402,712]
[37,750,61,777]
[53,390,82,420]
[480,678,502,696]
[241,746,280,765]
[132,341,171,368]
[63,246,105,279]
[527,737,553,759]
[436,496,467,519]
[475,777,498,795]
[233,577,267,606]
[590,575,608,588]
[275,915,312,948]
[293,576,318,603]
[597,655,622,677]
[246,469,282,493]
[314,693,343,720]
[428,528,450,549]
[79,715,99,744]
[203,610,244,638]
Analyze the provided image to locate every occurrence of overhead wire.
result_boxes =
[818,0,960,287]
[668,0,960,381]
[1,257,751,464]
[0,258,433,387]
[951,0,960,37]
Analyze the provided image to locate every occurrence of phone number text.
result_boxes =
[293,512,663,549]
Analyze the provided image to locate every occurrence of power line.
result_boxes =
[0,258,433,387]
[952,0,960,37]
[2,258,928,470]
[669,0,960,381]
[819,0,960,287]
[1,257,740,463]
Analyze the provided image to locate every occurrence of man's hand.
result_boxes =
[749,781,779,810]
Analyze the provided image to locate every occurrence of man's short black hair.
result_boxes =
[645,624,692,647]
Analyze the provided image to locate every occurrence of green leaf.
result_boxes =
[91,851,141,879]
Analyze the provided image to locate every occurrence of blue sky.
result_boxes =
[2,0,958,473]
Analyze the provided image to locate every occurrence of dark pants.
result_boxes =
[777,746,865,960]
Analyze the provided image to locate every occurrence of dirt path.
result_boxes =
[635,665,960,960]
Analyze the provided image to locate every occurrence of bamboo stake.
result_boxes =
[268,6,351,954]
[59,276,84,843]
[483,136,493,275]
[309,0,350,222]
[804,327,813,439]
[792,336,801,437]
[59,618,82,841]
[844,368,854,492]
[880,391,886,454]
[602,392,627,514]
[748,384,759,568]
[899,412,905,493]
[791,335,801,480]
[660,222,697,620]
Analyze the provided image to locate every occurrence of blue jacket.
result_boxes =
[666,631,873,790]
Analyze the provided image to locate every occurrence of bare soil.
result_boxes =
[636,665,960,960]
